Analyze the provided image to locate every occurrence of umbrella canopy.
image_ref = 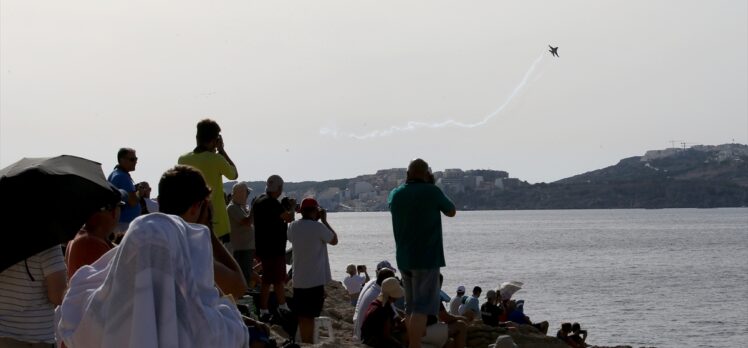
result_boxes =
[498,281,524,300]
[0,155,122,272]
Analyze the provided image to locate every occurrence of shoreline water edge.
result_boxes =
[260,281,655,348]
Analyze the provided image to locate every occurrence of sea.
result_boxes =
[321,208,748,348]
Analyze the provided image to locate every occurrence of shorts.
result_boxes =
[401,268,440,316]
[259,255,287,284]
[233,249,255,284]
[292,285,325,318]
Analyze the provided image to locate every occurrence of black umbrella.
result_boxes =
[0,155,122,272]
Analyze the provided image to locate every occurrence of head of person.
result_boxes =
[299,197,321,220]
[561,322,572,333]
[376,260,397,274]
[158,165,212,223]
[375,268,396,286]
[195,118,222,151]
[116,147,137,172]
[485,290,497,304]
[406,158,431,182]
[265,174,284,198]
[473,286,482,297]
[456,285,466,296]
[346,264,357,276]
[571,323,581,332]
[86,190,125,237]
[231,182,250,205]
[136,181,152,199]
[378,277,404,304]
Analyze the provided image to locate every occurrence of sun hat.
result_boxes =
[488,335,517,348]
[377,277,404,302]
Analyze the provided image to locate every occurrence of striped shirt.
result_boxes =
[0,246,66,343]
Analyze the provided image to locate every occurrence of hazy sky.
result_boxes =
[2,0,746,186]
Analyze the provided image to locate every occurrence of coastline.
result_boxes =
[265,281,652,348]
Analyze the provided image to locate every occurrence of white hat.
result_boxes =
[378,277,404,302]
[488,335,517,348]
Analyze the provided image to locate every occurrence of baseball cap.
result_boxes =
[376,260,397,273]
[457,285,466,293]
[299,197,319,210]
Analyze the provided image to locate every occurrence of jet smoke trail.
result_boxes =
[320,51,548,139]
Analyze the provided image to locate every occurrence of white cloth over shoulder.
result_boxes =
[56,213,249,348]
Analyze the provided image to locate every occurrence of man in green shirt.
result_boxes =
[388,158,456,348]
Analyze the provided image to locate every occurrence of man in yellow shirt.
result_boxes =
[178,119,238,242]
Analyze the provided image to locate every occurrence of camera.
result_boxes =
[280,197,296,212]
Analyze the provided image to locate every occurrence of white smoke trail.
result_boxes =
[320,51,548,140]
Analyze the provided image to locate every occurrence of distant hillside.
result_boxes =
[228,144,748,211]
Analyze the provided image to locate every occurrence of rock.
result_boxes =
[267,280,639,348]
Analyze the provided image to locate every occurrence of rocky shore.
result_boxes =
[265,281,652,348]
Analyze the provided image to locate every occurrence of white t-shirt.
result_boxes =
[343,274,367,295]
[287,219,334,289]
[448,295,463,315]
[353,279,379,340]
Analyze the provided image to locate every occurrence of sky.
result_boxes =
[1,0,746,186]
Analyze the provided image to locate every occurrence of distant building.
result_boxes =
[494,178,504,190]
[352,181,375,197]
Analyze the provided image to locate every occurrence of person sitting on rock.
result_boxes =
[354,267,397,341]
[344,263,370,306]
[480,290,502,326]
[556,322,582,347]
[448,286,465,315]
[506,300,549,334]
[361,277,406,348]
[570,322,588,347]
[457,286,481,321]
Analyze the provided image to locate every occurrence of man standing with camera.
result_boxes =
[286,197,338,343]
[389,158,456,348]
[253,175,294,320]
[178,119,238,243]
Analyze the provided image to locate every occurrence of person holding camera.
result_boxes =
[286,197,338,344]
[388,158,456,348]
[178,119,238,243]
[344,264,370,306]
[253,175,295,320]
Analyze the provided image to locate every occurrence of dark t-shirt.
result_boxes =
[480,302,503,327]
[361,299,394,341]
[252,194,287,258]
[388,182,455,271]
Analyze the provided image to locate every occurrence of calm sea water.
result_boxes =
[320,208,748,348]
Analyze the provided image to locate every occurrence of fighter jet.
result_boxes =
[549,45,559,57]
